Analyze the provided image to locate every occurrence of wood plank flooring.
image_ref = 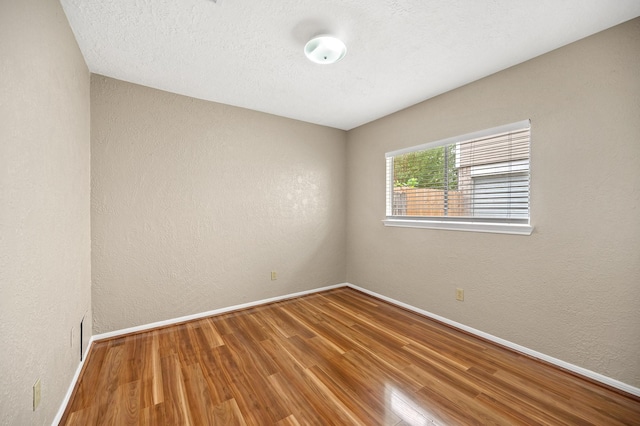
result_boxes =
[59,287,640,425]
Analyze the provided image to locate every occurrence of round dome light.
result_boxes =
[304,35,347,64]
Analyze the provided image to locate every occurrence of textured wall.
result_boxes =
[347,18,640,387]
[91,76,347,333]
[0,0,91,424]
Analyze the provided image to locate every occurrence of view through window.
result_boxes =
[385,120,531,233]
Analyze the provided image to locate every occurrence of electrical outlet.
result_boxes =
[456,288,464,301]
[33,379,41,411]
[271,271,277,280]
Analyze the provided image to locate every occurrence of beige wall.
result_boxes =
[0,0,91,424]
[347,18,640,387]
[90,76,347,333]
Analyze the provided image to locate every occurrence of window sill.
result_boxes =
[382,219,533,235]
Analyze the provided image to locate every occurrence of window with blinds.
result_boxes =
[384,120,532,234]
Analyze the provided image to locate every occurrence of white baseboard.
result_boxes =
[92,283,348,342]
[53,281,638,424]
[52,340,94,425]
[345,283,640,398]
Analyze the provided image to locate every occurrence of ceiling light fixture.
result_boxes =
[304,35,347,64]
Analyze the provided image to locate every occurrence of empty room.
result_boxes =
[2,0,640,424]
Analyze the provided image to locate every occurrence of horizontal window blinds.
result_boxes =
[386,120,530,224]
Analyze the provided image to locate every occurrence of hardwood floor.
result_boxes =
[60,287,640,425]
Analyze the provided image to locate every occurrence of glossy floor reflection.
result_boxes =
[388,386,436,425]
[60,287,640,425]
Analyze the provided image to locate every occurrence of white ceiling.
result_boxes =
[60,0,640,130]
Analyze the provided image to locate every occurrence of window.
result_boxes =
[384,120,532,235]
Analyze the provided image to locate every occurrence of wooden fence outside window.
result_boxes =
[393,187,466,217]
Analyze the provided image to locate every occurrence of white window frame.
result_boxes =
[383,120,533,235]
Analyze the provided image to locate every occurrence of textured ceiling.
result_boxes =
[60,0,640,130]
